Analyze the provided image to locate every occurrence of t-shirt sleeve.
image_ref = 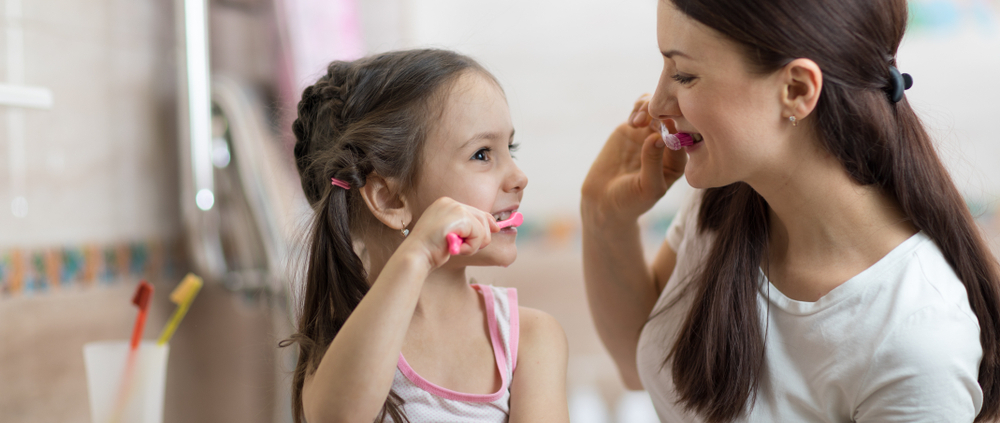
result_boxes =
[665,188,701,252]
[853,305,983,422]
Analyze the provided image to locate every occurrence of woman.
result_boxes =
[581,0,1000,421]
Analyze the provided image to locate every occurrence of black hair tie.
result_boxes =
[887,66,913,103]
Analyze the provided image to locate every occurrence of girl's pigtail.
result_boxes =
[286,184,409,423]
[285,185,360,422]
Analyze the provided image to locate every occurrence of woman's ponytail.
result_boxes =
[888,99,1000,421]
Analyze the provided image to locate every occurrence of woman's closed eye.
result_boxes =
[671,73,696,85]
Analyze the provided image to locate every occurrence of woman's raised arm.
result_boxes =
[580,97,686,389]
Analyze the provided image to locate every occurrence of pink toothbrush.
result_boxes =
[660,121,698,150]
[447,212,523,255]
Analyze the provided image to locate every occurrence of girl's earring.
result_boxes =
[401,222,409,237]
[789,116,797,127]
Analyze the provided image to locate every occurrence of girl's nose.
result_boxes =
[506,163,528,193]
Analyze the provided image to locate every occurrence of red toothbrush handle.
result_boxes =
[129,280,154,350]
[131,310,148,350]
[132,310,146,350]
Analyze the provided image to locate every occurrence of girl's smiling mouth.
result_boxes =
[492,208,517,222]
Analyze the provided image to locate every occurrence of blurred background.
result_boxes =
[1,0,998,422]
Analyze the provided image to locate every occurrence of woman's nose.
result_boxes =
[649,71,680,121]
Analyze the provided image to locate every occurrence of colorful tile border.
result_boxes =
[512,201,1000,248]
[510,212,678,248]
[1,201,994,299]
[0,239,183,299]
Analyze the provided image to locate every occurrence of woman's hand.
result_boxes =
[400,197,501,269]
[581,94,687,226]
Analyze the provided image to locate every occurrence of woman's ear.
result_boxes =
[360,174,412,230]
[780,58,823,120]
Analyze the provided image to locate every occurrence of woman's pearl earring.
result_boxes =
[401,220,409,237]
[789,116,798,127]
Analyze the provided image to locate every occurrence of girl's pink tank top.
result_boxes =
[387,284,519,422]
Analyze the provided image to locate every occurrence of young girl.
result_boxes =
[582,0,999,421]
[283,49,569,423]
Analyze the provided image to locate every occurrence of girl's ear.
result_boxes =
[780,58,823,120]
[360,173,412,230]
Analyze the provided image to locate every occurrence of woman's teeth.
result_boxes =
[493,211,512,221]
[659,123,704,150]
[679,133,704,147]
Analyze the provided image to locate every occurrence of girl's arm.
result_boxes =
[508,307,569,423]
[302,198,498,423]
[580,98,686,389]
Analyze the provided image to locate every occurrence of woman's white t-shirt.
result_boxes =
[636,190,984,422]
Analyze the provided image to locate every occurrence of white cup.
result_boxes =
[83,340,169,423]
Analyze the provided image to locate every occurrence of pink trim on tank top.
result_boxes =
[395,284,508,403]
[508,288,519,372]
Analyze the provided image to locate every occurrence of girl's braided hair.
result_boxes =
[282,49,495,423]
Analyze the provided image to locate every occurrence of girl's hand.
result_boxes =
[302,196,497,423]
[581,94,687,226]
[401,197,501,269]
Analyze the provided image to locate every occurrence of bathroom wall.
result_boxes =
[0,0,179,250]
[0,0,288,422]
[3,0,998,422]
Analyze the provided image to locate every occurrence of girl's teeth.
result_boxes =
[692,133,704,142]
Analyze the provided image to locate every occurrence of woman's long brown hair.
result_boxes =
[280,49,493,423]
[664,0,1000,421]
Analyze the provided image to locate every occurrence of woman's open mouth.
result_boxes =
[660,122,704,150]
[678,132,704,147]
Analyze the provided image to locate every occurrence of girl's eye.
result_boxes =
[508,142,520,159]
[472,148,490,161]
[672,73,696,85]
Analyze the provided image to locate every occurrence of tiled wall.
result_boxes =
[4,1,998,422]
[0,0,181,249]
[0,0,287,422]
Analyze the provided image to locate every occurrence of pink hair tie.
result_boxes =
[331,178,351,190]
